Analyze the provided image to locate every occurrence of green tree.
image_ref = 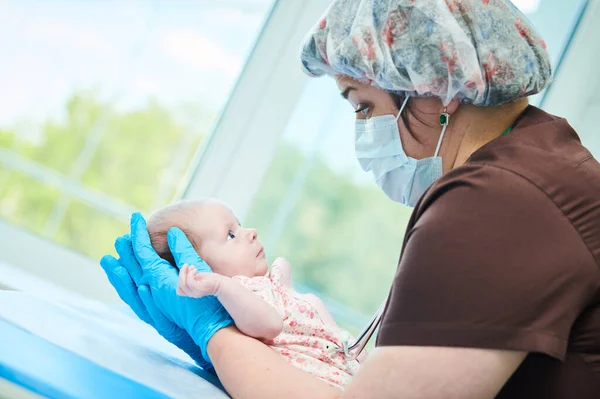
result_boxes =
[0,92,212,260]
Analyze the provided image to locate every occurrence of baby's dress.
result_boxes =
[232,262,361,390]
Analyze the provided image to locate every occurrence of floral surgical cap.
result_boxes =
[300,0,553,106]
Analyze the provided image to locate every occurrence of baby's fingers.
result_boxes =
[185,266,199,292]
[177,264,193,296]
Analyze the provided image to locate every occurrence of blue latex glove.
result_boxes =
[128,212,234,363]
[100,233,216,369]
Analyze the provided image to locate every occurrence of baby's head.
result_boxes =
[147,198,268,278]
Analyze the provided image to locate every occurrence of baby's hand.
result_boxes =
[177,264,223,298]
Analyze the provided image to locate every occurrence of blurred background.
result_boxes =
[0,0,598,335]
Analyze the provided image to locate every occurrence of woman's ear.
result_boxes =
[445,96,461,116]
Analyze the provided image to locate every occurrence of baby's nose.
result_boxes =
[247,228,257,241]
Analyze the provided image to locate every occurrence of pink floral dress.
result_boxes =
[232,260,361,389]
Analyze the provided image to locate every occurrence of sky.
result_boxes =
[0,0,590,177]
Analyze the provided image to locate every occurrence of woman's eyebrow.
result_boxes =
[341,86,356,99]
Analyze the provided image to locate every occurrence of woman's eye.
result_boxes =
[355,104,370,118]
[227,232,235,240]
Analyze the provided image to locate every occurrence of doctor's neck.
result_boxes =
[446,97,529,171]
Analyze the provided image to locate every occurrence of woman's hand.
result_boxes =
[177,264,225,298]
[102,212,234,365]
[100,235,211,369]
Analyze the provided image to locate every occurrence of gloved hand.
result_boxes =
[100,234,213,369]
[129,212,234,363]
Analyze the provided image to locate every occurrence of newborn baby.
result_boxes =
[147,198,362,389]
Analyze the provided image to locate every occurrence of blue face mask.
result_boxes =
[354,95,448,207]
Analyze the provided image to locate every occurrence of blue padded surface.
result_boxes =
[0,317,170,399]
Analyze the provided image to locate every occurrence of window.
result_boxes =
[1,0,594,317]
[515,0,589,105]
[540,0,600,158]
[0,0,275,260]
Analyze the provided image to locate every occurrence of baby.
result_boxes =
[147,198,362,389]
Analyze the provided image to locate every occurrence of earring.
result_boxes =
[434,108,450,158]
[440,108,450,126]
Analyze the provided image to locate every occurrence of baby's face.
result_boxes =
[187,201,268,278]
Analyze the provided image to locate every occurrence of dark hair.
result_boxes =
[390,93,437,139]
[148,226,178,266]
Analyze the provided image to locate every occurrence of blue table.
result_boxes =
[0,317,171,399]
[0,291,228,399]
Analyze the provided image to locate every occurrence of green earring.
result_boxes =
[440,109,450,126]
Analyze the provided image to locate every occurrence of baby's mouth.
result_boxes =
[257,247,265,259]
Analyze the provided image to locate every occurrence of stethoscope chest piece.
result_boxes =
[332,297,388,360]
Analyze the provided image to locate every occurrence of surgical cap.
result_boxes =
[300,0,552,106]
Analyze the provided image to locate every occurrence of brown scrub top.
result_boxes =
[377,106,600,398]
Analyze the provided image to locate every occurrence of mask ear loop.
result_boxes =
[434,108,450,158]
[395,94,410,122]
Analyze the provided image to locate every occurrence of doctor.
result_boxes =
[101,0,600,397]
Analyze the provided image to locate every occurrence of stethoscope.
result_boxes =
[331,297,388,360]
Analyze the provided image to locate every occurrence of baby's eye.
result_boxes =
[227,232,235,240]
